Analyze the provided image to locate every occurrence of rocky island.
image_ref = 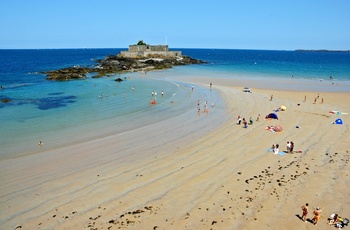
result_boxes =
[43,41,206,81]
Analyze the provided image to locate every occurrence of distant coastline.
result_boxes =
[295,49,350,53]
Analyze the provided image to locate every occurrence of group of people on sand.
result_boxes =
[236,115,256,128]
[312,93,324,104]
[286,141,294,153]
[301,203,324,225]
[269,144,280,154]
[269,141,295,155]
[301,203,348,228]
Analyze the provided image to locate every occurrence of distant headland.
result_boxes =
[42,40,206,81]
[295,49,350,53]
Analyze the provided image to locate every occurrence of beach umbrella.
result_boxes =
[266,113,278,119]
[273,124,283,132]
[280,105,286,111]
[335,118,343,125]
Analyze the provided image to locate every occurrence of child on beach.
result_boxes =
[237,116,241,125]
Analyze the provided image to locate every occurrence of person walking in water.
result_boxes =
[301,203,309,222]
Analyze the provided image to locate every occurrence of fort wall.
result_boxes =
[119,44,181,58]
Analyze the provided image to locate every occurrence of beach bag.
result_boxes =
[343,218,349,225]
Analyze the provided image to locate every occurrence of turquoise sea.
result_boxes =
[1,49,350,158]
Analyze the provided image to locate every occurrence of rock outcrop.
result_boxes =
[42,54,206,81]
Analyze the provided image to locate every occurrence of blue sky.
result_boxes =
[1,0,349,50]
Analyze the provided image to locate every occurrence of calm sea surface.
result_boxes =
[1,49,349,157]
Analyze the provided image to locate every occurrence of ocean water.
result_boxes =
[1,49,349,158]
[182,49,350,80]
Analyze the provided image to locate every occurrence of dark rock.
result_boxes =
[1,98,11,103]
[43,67,91,81]
[41,53,207,81]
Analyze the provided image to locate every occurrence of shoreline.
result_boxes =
[0,76,349,229]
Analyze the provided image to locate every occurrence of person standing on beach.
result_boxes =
[304,95,306,102]
[290,141,294,153]
[249,117,253,125]
[287,142,291,153]
[274,144,279,154]
[270,94,273,101]
[237,116,241,125]
[312,207,324,225]
[242,118,248,128]
[301,203,309,222]
[256,114,260,122]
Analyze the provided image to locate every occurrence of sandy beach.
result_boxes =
[1,77,349,230]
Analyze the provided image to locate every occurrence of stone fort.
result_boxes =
[119,44,181,58]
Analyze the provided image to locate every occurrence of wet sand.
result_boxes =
[0,77,349,230]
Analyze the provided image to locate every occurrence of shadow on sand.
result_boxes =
[295,214,314,224]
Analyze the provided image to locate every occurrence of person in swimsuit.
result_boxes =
[38,140,44,147]
[312,207,324,225]
[328,213,339,226]
[301,203,309,222]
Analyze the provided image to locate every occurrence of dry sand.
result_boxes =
[1,77,349,230]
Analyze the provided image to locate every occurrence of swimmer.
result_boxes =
[38,141,44,147]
